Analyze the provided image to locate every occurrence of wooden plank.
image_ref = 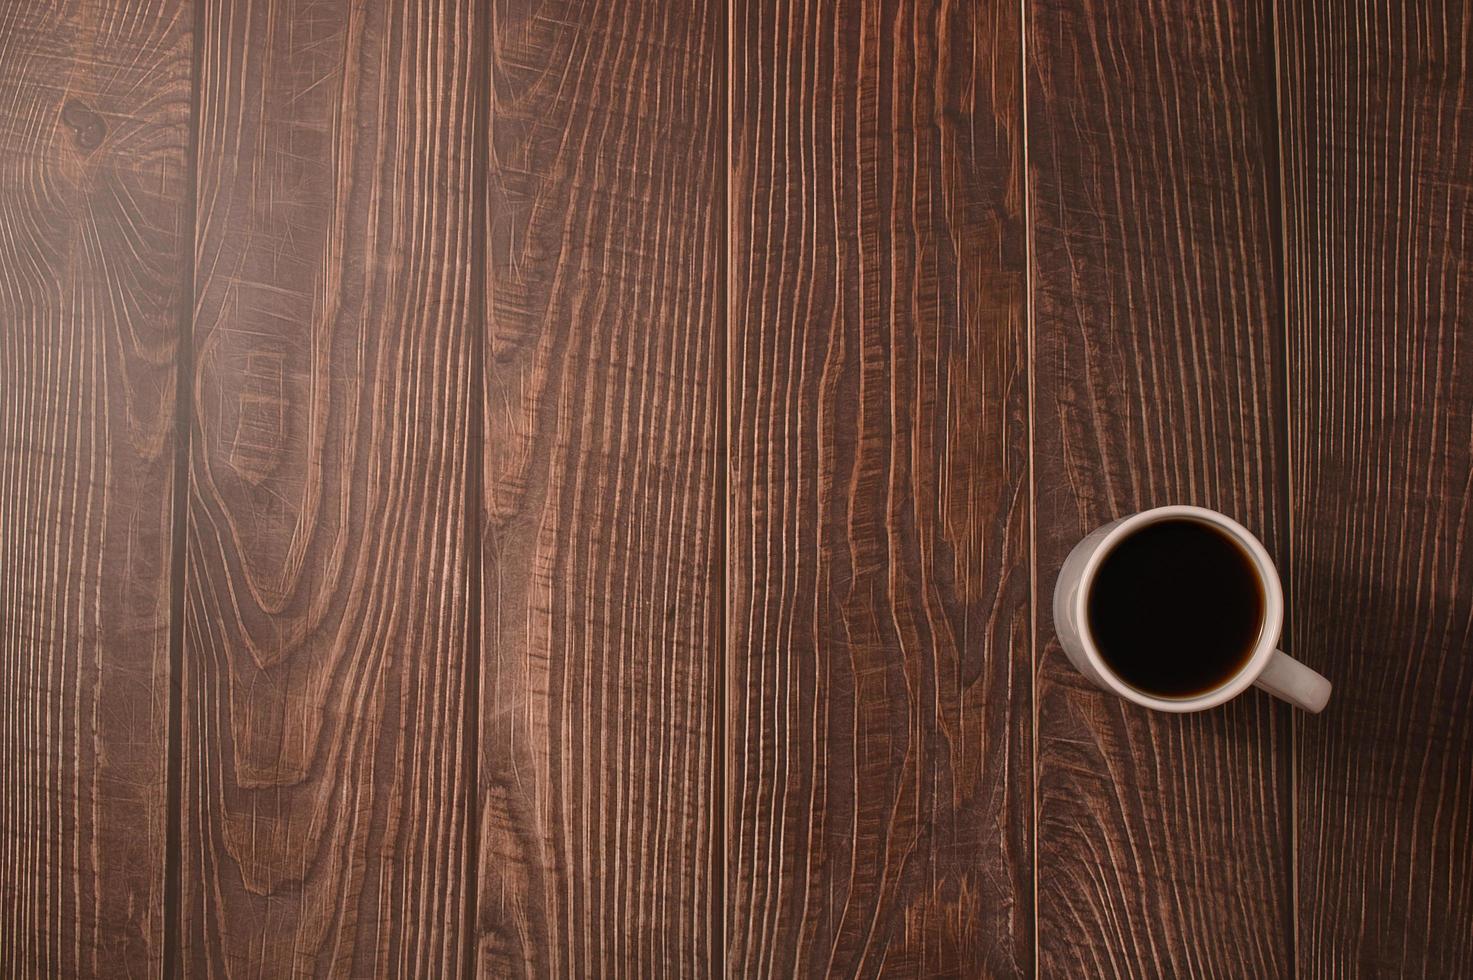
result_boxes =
[1279,1,1473,972]
[181,0,481,973]
[730,0,1031,973]
[0,2,189,975]
[1025,0,1295,973]
[475,1,724,975]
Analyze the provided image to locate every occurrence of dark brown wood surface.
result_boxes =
[476,0,724,975]
[1279,1,1473,973]
[1026,0,1295,974]
[729,0,1031,974]
[0,2,190,976]
[181,0,481,973]
[3,0,1473,975]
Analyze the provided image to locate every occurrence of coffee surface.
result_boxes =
[1086,518,1264,698]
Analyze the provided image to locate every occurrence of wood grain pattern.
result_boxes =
[0,2,190,975]
[1026,0,1295,973]
[730,0,1032,974]
[1279,1,1473,973]
[476,0,724,975]
[9,0,1473,971]
[181,0,481,973]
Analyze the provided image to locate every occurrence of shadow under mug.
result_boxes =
[1053,504,1331,713]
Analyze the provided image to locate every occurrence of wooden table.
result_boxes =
[2,0,1470,976]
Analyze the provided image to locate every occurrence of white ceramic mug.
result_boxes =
[1053,505,1330,713]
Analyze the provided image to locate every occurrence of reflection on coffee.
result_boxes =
[1086,518,1264,698]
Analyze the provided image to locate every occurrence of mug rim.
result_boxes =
[1071,504,1285,713]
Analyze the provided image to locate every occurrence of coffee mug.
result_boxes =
[1053,504,1330,713]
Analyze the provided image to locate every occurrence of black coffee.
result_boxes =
[1086,518,1264,698]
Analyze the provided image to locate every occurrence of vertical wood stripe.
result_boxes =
[0,1,190,976]
[1026,0,1295,974]
[730,0,1032,974]
[181,0,482,973]
[476,0,725,975]
[1280,0,1473,973]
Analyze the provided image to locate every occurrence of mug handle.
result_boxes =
[1254,649,1331,713]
